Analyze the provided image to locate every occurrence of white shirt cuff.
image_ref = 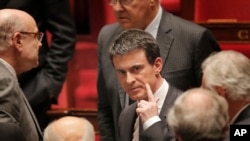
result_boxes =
[143,116,161,130]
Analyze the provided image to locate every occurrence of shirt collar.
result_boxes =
[145,6,163,39]
[154,78,169,112]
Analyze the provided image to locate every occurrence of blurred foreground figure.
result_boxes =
[168,88,229,141]
[202,50,250,141]
[44,116,95,141]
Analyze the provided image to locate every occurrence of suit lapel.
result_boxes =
[118,83,126,109]
[159,85,181,120]
[156,11,174,70]
[234,104,250,124]
[21,91,43,138]
[125,103,137,141]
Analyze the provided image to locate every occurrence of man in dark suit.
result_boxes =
[0,0,76,129]
[201,50,250,141]
[0,9,43,141]
[109,29,182,141]
[97,0,220,140]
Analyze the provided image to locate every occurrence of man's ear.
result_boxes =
[154,57,163,74]
[215,86,226,97]
[12,32,23,52]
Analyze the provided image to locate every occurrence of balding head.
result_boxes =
[0,9,41,74]
[168,88,229,141]
[0,9,37,49]
[44,116,95,141]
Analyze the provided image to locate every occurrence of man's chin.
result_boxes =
[119,22,133,29]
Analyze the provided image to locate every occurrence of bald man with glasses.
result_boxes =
[0,9,43,141]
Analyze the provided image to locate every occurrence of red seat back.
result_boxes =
[161,0,181,15]
[194,0,250,22]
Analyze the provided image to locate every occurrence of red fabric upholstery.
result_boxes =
[74,70,97,109]
[52,42,97,109]
[68,42,97,109]
[194,0,250,22]
[161,0,181,15]
[220,43,250,58]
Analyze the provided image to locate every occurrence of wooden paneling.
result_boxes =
[198,22,250,43]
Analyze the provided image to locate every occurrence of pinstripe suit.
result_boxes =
[0,61,43,141]
[97,11,220,141]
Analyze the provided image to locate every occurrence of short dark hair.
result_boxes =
[109,29,160,65]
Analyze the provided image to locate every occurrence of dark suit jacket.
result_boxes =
[118,84,182,141]
[0,122,26,141]
[1,0,76,129]
[97,10,220,141]
[224,105,250,141]
[233,105,250,125]
[0,61,43,141]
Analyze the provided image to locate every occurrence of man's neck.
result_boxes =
[228,99,249,122]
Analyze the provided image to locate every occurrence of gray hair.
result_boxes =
[167,88,229,141]
[43,116,95,141]
[109,29,160,65]
[202,50,250,100]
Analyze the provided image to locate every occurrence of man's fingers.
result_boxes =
[145,83,155,102]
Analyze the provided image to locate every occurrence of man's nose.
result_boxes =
[111,1,124,11]
[126,72,135,84]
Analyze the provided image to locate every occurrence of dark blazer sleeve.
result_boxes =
[40,0,76,99]
[12,0,77,106]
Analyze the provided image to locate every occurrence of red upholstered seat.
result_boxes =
[161,0,181,15]
[194,0,250,22]
[67,42,97,109]
[74,70,97,109]
[194,0,250,59]
[220,43,250,58]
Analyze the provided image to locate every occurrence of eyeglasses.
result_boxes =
[19,31,44,42]
[109,0,133,6]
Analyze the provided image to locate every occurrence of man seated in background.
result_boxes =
[201,50,250,140]
[167,88,229,141]
[44,116,95,141]
[0,9,43,141]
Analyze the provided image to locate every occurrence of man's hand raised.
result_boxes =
[136,83,159,124]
